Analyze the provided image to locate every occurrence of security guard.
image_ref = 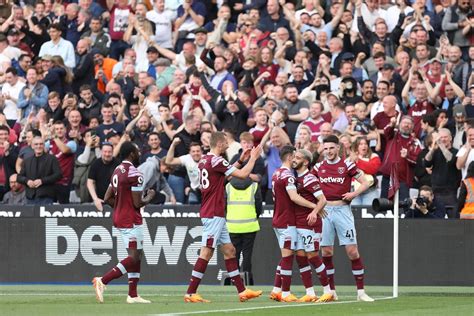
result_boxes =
[226,177,262,285]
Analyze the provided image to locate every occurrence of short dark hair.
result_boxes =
[119,141,138,161]
[284,83,298,91]
[48,23,62,32]
[422,113,436,127]
[147,131,160,140]
[279,145,296,161]
[19,54,31,62]
[373,52,386,60]
[5,67,17,76]
[323,134,339,144]
[80,84,92,92]
[419,185,433,194]
[0,125,9,133]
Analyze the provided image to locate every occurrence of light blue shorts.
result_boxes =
[296,228,322,252]
[321,204,357,246]
[117,224,144,250]
[273,226,297,250]
[201,216,231,248]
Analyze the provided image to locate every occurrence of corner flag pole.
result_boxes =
[393,190,399,298]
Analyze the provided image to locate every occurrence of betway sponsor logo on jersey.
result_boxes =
[45,218,217,266]
[318,176,345,184]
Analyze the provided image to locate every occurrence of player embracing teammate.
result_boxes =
[269,145,330,302]
[184,131,263,303]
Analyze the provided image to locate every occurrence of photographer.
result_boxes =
[405,185,447,219]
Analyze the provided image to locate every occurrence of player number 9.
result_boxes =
[200,169,210,189]
[112,174,118,188]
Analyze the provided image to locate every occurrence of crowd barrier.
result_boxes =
[1,205,473,286]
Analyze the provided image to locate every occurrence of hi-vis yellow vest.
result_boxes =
[461,178,474,220]
[225,182,260,233]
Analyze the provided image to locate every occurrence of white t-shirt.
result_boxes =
[1,80,25,120]
[179,154,200,190]
[456,146,474,179]
[144,99,161,122]
[146,9,175,49]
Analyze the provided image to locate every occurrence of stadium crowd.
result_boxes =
[0,0,472,216]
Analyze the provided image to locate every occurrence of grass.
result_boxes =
[0,285,473,316]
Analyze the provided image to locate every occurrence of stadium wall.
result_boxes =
[1,205,473,286]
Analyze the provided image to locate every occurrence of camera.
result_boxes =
[372,198,413,212]
[372,196,430,212]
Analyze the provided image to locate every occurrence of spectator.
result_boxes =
[80,16,111,57]
[442,0,472,60]
[379,115,422,200]
[456,126,474,179]
[230,132,265,183]
[169,113,201,203]
[424,128,461,217]
[138,155,176,204]
[140,131,167,163]
[46,120,77,203]
[73,128,99,203]
[73,39,95,95]
[215,85,249,140]
[17,67,49,119]
[2,174,26,205]
[78,85,101,125]
[405,185,447,218]
[93,50,117,94]
[17,135,62,205]
[165,138,202,204]
[146,0,175,50]
[174,0,206,52]
[40,55,73,98]
[96,103,124,141]
[38,23,76,68]
[106,0,133,60]
[282,84,309,141]
[0,67,25,127]
[87,142,119,210]
[350,136,381,206]
[60,3,82,47]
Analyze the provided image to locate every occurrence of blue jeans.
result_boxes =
[167,174,185,204]
[351,187,380,207]
[110,40,130,60]
[27,197,54,205]
[188,190,201,205]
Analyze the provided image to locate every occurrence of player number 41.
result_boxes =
[345,229,355,239]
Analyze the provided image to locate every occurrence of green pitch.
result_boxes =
[1,285,473,316]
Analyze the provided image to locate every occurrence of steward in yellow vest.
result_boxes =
[225,177,262,285]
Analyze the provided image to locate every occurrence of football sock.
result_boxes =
[309,255,329,288]
[127,259,140,298]
[280,255,294,293]
[225,258,246,293]
[186,257,209,295]
[102,256,135,285]
[351,257,365,290]
[322,256,336,290]
[296,255,314,294]
[272,259,282,292]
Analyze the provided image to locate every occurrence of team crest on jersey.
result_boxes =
[338,167,345,174]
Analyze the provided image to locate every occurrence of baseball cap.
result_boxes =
[7,28,20,36]
[382,63,395,70]
[193,27,208,34]
[429,57,443,64]
[105,130,120,140]
[341,52,355,61]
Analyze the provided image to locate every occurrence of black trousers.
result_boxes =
[55,184,71,204]
[230,232,257,285]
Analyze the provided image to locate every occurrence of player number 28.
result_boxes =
[200,169,210,189]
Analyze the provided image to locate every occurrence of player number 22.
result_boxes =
[302,235,313,245]
[200,169,209,189]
